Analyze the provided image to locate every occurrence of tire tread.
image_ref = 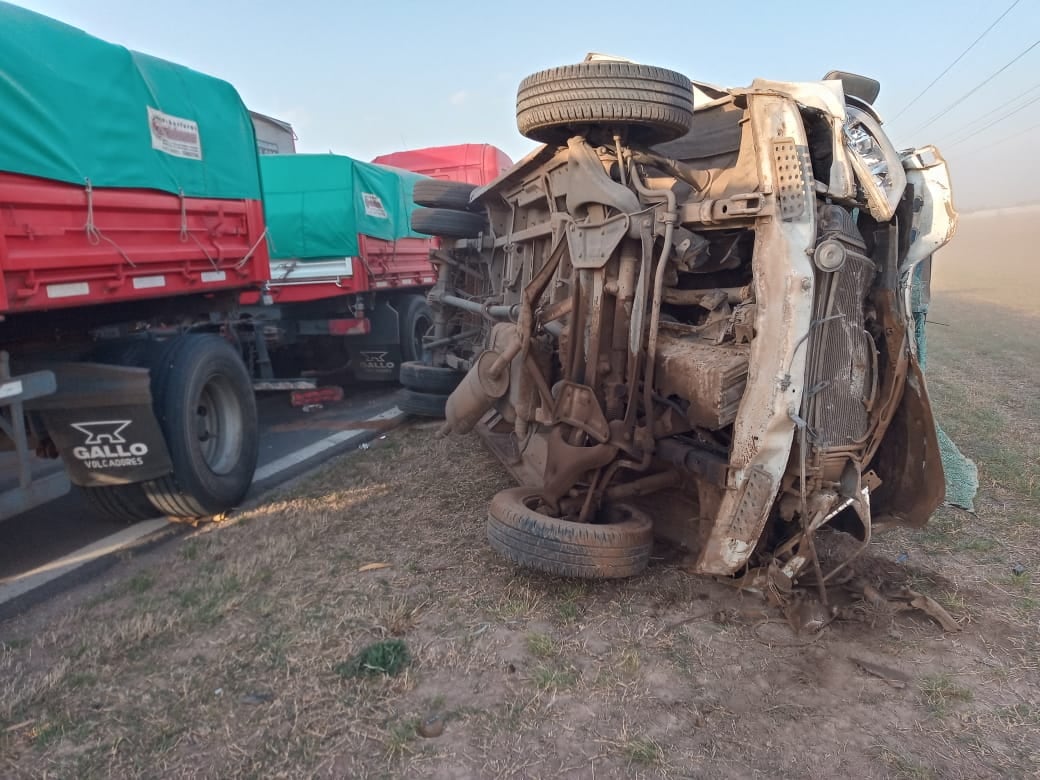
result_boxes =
[516,62,694,145]
[486,487,652,579]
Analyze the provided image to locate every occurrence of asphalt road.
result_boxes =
[0,383,405,596]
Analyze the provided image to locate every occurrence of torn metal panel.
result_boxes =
[695,92,817,575]
[901,145,958,270]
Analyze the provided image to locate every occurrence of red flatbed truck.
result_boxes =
[0,4,511,523]
[242,144,511,398]
[0,4,271,522]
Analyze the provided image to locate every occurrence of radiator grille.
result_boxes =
[806,247,876,448]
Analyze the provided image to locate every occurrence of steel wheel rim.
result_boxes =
[412,312,432,361]
[195,373,243,475]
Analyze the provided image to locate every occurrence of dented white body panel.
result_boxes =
[696,91,818,574]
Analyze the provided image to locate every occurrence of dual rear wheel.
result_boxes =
[79,334,258,522]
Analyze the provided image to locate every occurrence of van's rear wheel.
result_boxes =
[143,334,258,518]
[399,388,449,418]
[410,207,486,238]
[399,361,464,394]
[413,179,478,211]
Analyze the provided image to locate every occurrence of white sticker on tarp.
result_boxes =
[0,380,23,401]
[361,193,388,219]
[132,275,166,289]
[147,107,202,160]
[201,270,227,283]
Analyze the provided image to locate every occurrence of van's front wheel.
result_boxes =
[487,487,653,579]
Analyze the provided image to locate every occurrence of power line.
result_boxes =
[912,37,1040,133]
[962,117,1040,153]
[891,0,1023,120]
[996,117,1040,143]
[943,79,1040,139]
[949,91,1040,145]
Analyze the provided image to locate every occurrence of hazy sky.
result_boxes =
[12,0,1040,210]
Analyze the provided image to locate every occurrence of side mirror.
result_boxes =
[823,70,881,105]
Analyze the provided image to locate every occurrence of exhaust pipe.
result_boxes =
[438,349,512,435]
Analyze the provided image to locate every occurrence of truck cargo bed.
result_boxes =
[0,172,269,314]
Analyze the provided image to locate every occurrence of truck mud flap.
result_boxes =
[27,362,173,487]
[347,301,403,382]
[348,344,404,381]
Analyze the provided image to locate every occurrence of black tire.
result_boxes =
[143,334,259,518]
[413,179,477,211]
[516,61,694,146]
[399,361,465,394]
[410,207,486,239]
[398,295,433,366]
[398,388,449,418]
[78,484,160,523]
[487,487,653,579]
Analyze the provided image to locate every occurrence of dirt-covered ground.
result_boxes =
[1,212,1038,778]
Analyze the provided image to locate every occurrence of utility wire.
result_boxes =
[943,79,1040,139]
[912,37,1040,133]
[892,0,1023,120]
[964,117,1040,152]
[949,91,1040,145]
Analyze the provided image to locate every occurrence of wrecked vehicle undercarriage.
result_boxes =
[409,60,956,589]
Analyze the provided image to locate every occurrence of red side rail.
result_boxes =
[244,235,439,306]
[0,172,269,314]
[357,235,439,291]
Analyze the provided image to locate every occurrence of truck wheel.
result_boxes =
[413,180,478,211]
[79,484,160,523]
[411,207,486,238]
[399,362,464,394]
[398,388,449,418]
[487,487,653,579]
[144,334,259,518]
[399,296,433,365]
[516,61,694,146]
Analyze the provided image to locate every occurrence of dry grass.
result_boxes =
[933,207,1040,317]
[0,219,1038,776]
[1,400,1037,778]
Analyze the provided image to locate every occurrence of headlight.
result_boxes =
[843,105,907,222]
[846,122,891,188]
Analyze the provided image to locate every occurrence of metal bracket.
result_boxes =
[565,213,630,270]
[1,351,70,520]
[553,381,611,443]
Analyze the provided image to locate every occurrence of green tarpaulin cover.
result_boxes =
[261,154,428,260]
[0,2,261,200]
